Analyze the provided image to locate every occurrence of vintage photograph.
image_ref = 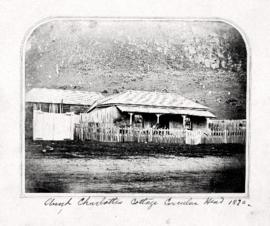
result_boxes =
[24,19,247,193]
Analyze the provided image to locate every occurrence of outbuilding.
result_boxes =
[26,88,104,114]
[25,88,104,139]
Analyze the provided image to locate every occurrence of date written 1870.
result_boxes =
[204,197,251,207]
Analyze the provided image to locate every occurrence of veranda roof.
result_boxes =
[26,88,104,105]
[117,105,216,118]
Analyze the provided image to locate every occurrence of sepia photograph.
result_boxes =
[24,19,247,193]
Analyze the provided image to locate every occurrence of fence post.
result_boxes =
[182,115,186,144]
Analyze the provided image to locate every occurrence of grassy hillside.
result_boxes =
[25,20,247,119]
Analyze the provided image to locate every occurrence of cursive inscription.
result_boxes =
[44,198,72,207]
[78,196,123,206]
[203,197,224,205]
[164,197,199,206]
[131,198,158,209]
[43,196,251,214]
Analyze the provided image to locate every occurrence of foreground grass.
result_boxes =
[25,139,246,193]
[25,139,245,159]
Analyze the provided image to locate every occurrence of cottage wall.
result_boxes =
[162,114,207,131]
[169,120,183,129]
[140,113,157,128]
[85,107,208,131]
[190,116,207,130]
[166,115,184,129]
[30,102,89,114]
[85,106,122,124]
[69,105,90,114]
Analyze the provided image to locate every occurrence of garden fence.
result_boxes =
[74,121,246,145]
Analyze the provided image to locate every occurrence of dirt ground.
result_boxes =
[25,140,246,193]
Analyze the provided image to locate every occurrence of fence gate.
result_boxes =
[33,110,80,140]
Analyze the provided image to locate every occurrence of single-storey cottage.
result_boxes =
[85,90,215,131]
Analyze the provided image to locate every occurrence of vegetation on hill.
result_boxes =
[25,20,247,119]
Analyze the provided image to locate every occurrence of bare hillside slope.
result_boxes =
[25,20,247,119]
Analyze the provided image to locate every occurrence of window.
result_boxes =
[134,114,143,128]
[41,103,49,112]
[185,117,192,130]
[63,104,71,113]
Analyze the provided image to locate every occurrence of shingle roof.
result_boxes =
[26,88,104,105]
[93,90,208,109]
[88,90,215,117]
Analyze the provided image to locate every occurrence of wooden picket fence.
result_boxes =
[75,123,187,143]
[32,110,246,144]
[208,119,246,131]
[204,119,246,144]
[74,121,246,145]
[202,129,246,144]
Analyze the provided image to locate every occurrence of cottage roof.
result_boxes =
[88,90,215,118]
[91,90,208,109]
[26,88,104,105]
